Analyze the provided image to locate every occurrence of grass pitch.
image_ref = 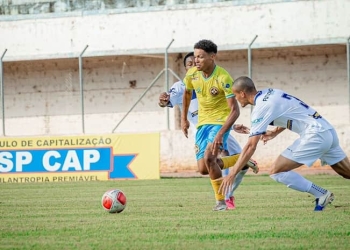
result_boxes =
[0,174,349,250]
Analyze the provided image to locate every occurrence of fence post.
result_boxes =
[79,45,88,134]
[248,35,258,113]
[165,39,174,130]
[347,36,350,121]
[0,49,7,136]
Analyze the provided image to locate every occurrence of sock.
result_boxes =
[270,171,312,192]
[221,154,240,169]
[226,168,248,200]
[222,168,229,177]
[210,178,225,201]
[307,183,328,198]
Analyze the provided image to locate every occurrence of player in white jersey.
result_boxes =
[159,53,258,209]
[219,76,350,211]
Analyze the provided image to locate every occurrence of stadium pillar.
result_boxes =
[0,49,7,136]
[347,36,350,121]
[165,39,174,130]
[248,35,258,114]
[79,45,88,134]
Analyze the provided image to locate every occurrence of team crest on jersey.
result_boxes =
[191,77,198,81]
[210,87,219,96]
[194,144,199,154]
[221,83,230,89]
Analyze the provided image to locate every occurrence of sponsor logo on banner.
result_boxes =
[0,134,160,183]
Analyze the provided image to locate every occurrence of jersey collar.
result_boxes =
[254,91,263,105]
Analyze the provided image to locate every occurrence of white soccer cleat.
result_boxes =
[314,191,334,211]
[212,200,227,211]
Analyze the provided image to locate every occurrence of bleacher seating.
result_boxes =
[0,0,288,16]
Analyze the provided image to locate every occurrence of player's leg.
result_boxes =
[196,158,208,175]
[216,135,259,173]
[195,125,225,210]
[221,167,229,177]
[220,149,230,178]
[215,135,259,208]
[270,131,335,211]
[223,135,243,209]
[194,127,210,175]
[204,125,231,211]
[321,128,350,179]
[330,157,350,179]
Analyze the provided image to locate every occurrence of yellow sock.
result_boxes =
[210,178,225,201]
[221,154,240,169]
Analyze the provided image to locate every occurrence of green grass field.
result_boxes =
[1,174,349,250]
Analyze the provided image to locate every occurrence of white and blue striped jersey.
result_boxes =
[250,88,333,137]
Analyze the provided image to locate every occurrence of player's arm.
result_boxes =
[158,82,184,108]
[232,124,250,134]
[222,97,240,132]
[181,89,192,138]
[261,126,286,144]
[158,92,170,108]
[181,73,193,138]
[219,134,260,195]
[217,74,240,135]
[212,97,240,155]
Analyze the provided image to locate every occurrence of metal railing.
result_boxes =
[111,39,182,133]
[1,35,349,136]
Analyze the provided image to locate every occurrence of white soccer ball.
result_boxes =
[101,189,127,213]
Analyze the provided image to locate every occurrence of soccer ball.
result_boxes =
[101,189,127,213]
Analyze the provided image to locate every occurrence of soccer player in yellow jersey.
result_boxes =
[181,39,256,211]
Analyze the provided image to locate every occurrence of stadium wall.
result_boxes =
[0,0,349,60]
[2,45,349,172]
[0,0,349,172]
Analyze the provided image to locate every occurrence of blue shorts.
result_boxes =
[195,124,230,160]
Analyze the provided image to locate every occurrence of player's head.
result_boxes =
[183,52,195,72]
[193,40,217,72]
[232,76,257,107]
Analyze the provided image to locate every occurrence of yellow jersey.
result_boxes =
[183,65,234,127]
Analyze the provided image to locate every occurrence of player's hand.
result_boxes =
[212,134,223,156]
[219,173,236,196]
[260,130,276,145]
[158,92,170,107]
[181,119,190,138]
[233,124,250,134]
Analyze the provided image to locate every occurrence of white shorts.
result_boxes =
[281,129,346,167]
[226,134,242,155]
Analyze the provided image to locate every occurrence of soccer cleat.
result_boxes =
[225,196,236,210]
[247,159,259,174]
[212,200,227,211]
[314,191,334,211]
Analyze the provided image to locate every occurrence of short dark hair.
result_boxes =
[183,52,194,67]
[233,76,256,93]
[194,40,217,54]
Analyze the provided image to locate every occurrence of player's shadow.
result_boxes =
[333,204,350,209]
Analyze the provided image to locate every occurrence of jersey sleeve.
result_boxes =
[168,81,185,107]
[220,73,234,99]
[249,102,278,137]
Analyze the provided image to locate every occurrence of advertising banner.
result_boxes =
[0,133,160,183]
